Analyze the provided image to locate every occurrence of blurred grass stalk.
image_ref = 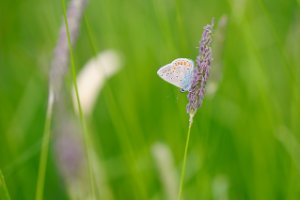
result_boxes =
[275,127,300,172]
[69,50,123,200]
[152,142,178,200]
[72,50,122,116]
[35,0,94,199]
[229,0,300,198]
[61,0,98,198]
[35,83,54,200]
[212,175,229,200]
[207,15,228,97]
[58,2,124,199]
[79,16,147,199]
[0,170,11,200]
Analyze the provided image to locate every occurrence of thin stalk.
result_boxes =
[35,89,54,200]
[177,114,194,200]
[61,0,96,198]
[83,16,148,199]
[84,16,98,56]
[0,170,12,200]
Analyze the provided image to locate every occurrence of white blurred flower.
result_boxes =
[152,142,178,200]
[276,126,300,172]
[212,175,229,200]
[73,50,122,116]
[229,0,246,22]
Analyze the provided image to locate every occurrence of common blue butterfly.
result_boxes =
[157,58,194,92]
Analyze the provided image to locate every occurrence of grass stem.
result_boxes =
[35,89,54,200]
[0,170,12,200]
[83,15,148,199]
[61,0,96,198]
[177,114,194,200]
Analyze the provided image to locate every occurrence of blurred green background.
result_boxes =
[1,0,300,199]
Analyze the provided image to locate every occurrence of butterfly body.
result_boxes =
[157,58,194,92]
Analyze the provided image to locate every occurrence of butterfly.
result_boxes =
[157,58,194,92]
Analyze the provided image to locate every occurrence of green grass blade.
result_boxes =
[35,91,54,200]
[83,15,148,199]
[0,170,11,200]
[177,118,193,200]
[61,0,96,198]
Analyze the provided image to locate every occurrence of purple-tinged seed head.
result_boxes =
[187,19,214,119]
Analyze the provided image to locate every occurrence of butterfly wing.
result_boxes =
[157,58,194,89]
[157,64,183,88]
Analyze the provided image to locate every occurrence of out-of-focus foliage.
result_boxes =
[0,0,300,199]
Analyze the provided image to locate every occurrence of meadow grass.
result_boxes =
[0,0,300,199]
[0,170,11,200]
[60,0,96,198]
[177,121,193,200]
